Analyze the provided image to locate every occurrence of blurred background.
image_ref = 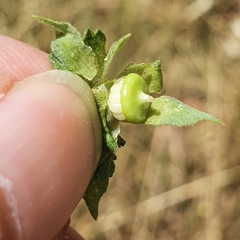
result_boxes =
[1,0,240,239]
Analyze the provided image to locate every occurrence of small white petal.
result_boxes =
[113,112,126,121]
[109,92,121,102]
[108,101,123,113]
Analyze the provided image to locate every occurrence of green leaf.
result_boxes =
[33,15,80,38]
[83,82,127,219]
[119,60,163,93]
[83,132,125,219]
[49,33,98,81]
[83,140,116,219]
[83,84,117,219]
[145,96,224,126]
[34,16,99,82]
[102,33,131,79]
[83,29,107,80]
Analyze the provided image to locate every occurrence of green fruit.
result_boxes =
[108,73,153,123]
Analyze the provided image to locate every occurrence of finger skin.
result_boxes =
[0,36,101,239]
[54,226,85,240]
[65,227,85,240]
[0,35,52,81]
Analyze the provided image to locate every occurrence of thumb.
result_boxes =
[0,70,101,240]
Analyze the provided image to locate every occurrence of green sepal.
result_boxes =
[144,96,224,126]
[83,29,107,80]
[92,83,119,152]
[118,60,163,93]
[102,33,131,79]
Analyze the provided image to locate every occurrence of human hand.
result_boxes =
[0,35,102,240]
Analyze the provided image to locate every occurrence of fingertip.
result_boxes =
[21,70,102,165]
[0,35,52,81]
[0,73,14,95]
[0,70,101,240]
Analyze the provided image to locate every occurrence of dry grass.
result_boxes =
[1,0,240,239]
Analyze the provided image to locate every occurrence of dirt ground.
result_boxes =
[1,0,240,239]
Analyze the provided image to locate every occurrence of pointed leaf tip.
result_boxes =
[145,96,224,126]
